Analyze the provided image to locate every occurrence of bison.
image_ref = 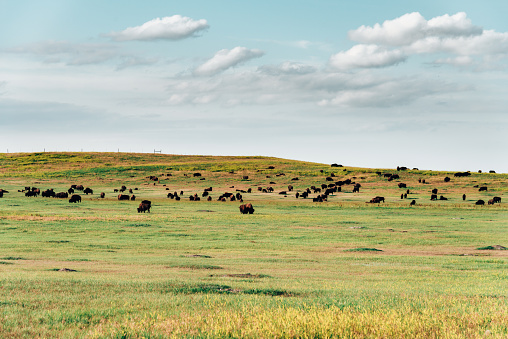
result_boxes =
[239,203,255,214]
[430,194,438,201]
[475,200,485,205]
[137,202,151,213]
[479,187,488,192]
[69,195,81,203]
[118,194,130,200]
[100,192,105,198]
[398,183,407,188]
[493,197,501,203]
[410,200,416,206]
[444,177,451,182]
[84,187,93,195]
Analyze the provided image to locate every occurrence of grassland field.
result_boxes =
[0,152,507,338]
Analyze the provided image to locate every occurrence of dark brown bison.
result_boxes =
[431,188,438,194]
[288,185,293,192]
[42,189,55,197]
[410,200,416,206]
[479,187,487,192]
[475,200,485,205]
[463,194,466,201]
[398,183,407,188]
[193,173,201,177]
[444,177,451,182]
[118,194,129,200]
[207,196,212,201]
[239,203,255,214]
[430,194,438,201]
[493,197,501,203]
[100,192,105,198]
[75,185,84,191]
[454,172,471,177]
[130,195,136,201]
[439,196,448,201]
[55,192,68,199]
[69,194,81,203]
[368,197,382,203]
[84,187,93,195]
[68,188,74,194]
[488,199,495,205]
[25,191,37,197]
[137,202,151,213]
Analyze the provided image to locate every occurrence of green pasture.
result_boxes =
[0,152,507,338]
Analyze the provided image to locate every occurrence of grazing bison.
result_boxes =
[454,172,471,177]
[239,203,255,214]
[439,196,448,201]
[488,199,495,205]
[69,195,81,203]
[489,170,496,173]
[100,192,105,198]
[410,200,416,206]
[430,194,438,201]
[444,177,451,182]
[75,185,84,191]
[479,187,487,192]
[68,188,74,194]
[55,192,68,199]
[493,197,501,203]
[130,195,136,201]
[475,200,485,205]
[353,186,360,193]
[137,202,151,213]
[42,189,55,198]
[398,183,406,188]
[207,196,212,201]
[84,187,93,195]
[368,197,382,204]
[193,173,201,177]
[118,194,129,200]
[25,191,38,197]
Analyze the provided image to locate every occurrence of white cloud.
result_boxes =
[108,15,209,41]
[258,61,317,75]
[193,47,264,76]
[329,44,406,70]
[349,12,482,46]
[334,12,508,71]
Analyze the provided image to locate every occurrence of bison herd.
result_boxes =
[1,165,504,214]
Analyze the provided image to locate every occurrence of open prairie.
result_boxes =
[0,152,507,338]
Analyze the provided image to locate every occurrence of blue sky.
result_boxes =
[1,1,507,172]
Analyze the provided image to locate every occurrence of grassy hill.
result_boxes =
[0,152,507,338]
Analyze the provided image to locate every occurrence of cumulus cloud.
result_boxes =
[332,11,508,70]
[108,15,209,41]
[329,44,406,70]
[349,12,482,46]
[194,47,264,76]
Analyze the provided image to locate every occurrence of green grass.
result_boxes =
[0,152,507,337]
